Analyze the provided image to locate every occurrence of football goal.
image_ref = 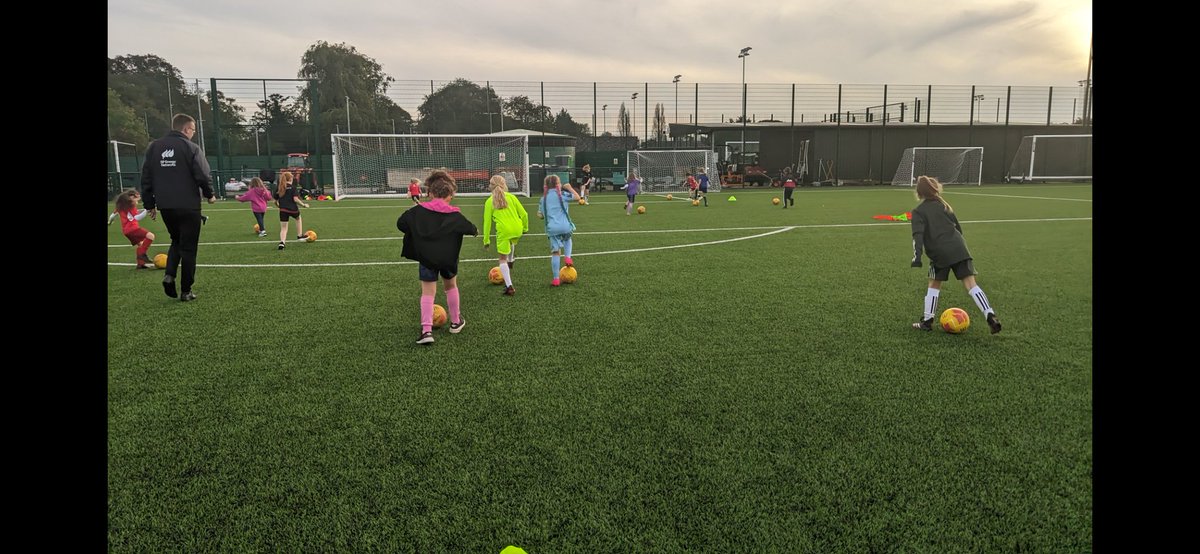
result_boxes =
[891,147,983,186]
[330,134,530,199]
[627,150,720,193]
[1006,134,1092,182]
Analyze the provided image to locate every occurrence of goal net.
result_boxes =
[627,150,721,193]
[892,147,983,186]
[1006,134,1092,182]
[330,134,530,199]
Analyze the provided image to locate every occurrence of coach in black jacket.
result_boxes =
[141,114,216,301]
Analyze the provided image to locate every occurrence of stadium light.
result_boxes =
[738,47,752,161]
[632,92,639,138]
[602,104,608,134]
[673,75,682,127]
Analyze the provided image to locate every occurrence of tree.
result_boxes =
[553,108,590,138]
[107,88,150,150]
[503,95,552,131]
[297,41,412,138]
[652,103,667,142]
[618,103,631,137]
[414,79,498,133]
[109,54,244,143]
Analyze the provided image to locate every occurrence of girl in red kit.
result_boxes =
[108,189,157,269]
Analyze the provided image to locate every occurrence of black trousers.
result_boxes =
[159,208,203,293]
[784,187,795,205]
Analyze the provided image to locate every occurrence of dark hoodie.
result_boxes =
[397,198,478,271]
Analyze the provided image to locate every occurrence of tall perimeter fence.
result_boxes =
[108,79,1093,198]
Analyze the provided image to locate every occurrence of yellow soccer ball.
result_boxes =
[432,304,447,328]
[691,199,700,206]
[636,205,646,214]
[666,194,673,200]
[152,253,167,269]
[488,266,504,285]
[253,223,261,233]
[578,198,586,205]
[559,265,577,284]
[940,307,971,334]
[306,230,317,243]
[772,197,781,205]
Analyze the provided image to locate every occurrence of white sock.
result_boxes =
[968,286,994,316]
[923,288,940,320]
[507,250,515,263]
[499,262,512,287]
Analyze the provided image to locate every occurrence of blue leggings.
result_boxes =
[253,211,265,229]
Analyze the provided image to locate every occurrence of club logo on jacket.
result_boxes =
[160,149,177,168]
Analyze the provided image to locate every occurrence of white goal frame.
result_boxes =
[1006,134,1092,182]
[330,134,530,199]
[891,146,984,187]
[626,150,721,193]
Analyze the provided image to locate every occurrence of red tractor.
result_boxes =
[280,153,317,193]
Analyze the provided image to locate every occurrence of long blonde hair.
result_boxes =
[915,175,953,212]
[276,171,294,198]
[488,175,508,209]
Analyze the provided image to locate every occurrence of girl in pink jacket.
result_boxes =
[236,177,273,236]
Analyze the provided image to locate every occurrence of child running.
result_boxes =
[273,171,311,250]
[236,177,273,236]
[697,167,710,206]
[537,174,578,286]
[909,175,1003,334]
[686,172,698,200]
[408,178,422,204]
[621,172,641,215]
[482,175,529,296]
[397,169,479,344]
[108,189,156,269]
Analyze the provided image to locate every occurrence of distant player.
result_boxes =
[408,178,422,204]
[621,172,641,216]
[696,169,710,207]
[909,175,1002,334]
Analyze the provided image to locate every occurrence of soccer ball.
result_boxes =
[152,253,167,269]
[559,265,577,284]
[432,304,447,328]
[940,308,970,334]
[692,199,700,206]
[488,266,504,285]
[772,198,781,205]
[578,198,586,205]
[666,194,673,200]
[637,205,646,214]
[253,223,261,233]
[305,230,317,242]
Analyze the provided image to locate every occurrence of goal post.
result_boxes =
[1006,134,1092,182]
[891,147,983,186]
[330,134,530,199]
[627,150,721,193]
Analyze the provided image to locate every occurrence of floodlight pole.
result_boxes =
[631,93,638,138]
[602,104,608,134]
[739,47,752,162]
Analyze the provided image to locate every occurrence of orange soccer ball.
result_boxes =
[488,266,504,285]
[432,304,447,328]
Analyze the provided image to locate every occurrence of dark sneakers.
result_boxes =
[502,286,516,296]
[987,313,1002,334]
[162,275,178,298]
[416,332,435,345]
[912,317,934,331]
[278,242,286,250]
[179,291,197,302]
[201,215,209,225]
[449,319,466,334]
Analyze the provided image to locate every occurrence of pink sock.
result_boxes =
[420,295,434,333]
[446,288,461,324]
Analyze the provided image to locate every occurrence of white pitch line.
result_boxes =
[109,227,798,268]
[945,191,1092,202]
[108,216,1092,268]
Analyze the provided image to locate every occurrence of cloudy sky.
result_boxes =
[109,0,1090,86]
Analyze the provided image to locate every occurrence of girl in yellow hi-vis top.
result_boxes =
[482,175,529,296]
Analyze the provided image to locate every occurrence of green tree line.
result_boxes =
[108,41,591,162]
